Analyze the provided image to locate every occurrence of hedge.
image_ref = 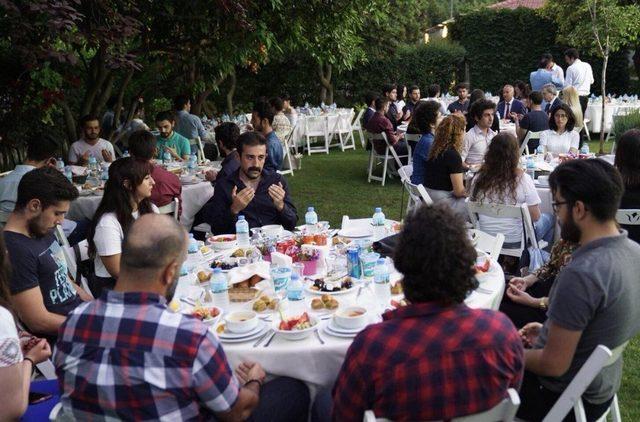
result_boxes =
[451,8,631,95]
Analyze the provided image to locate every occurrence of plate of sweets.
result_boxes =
[305,276,356,295]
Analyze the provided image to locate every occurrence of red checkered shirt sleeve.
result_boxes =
[192,330,240,413]
[332,334,371,422]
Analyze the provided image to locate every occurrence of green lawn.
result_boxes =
[285,142,638,419]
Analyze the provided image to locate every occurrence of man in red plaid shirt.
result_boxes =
[329,204,524,421]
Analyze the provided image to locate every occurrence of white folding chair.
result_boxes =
[331,110,356,151]
[398,164,413,183]
[466,200,545,258]
[351,108,366,148]
[469,229,505,259]
[278,123,297,176]
[366,132,411,186]
[403,133,421,162]
[520,131,542,155]
[54,225,94,299]
[616,208,640,227]
[542,342,628,422]
[364,388,520,422]
[157,197,180,220]
[0,170,13,177]
[304,115,330,155]
[583,118,592,142]
[192,136,206,163]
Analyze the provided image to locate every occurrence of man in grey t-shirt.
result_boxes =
[517,159,640,421]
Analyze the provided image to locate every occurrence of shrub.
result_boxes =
[613,109,640,137]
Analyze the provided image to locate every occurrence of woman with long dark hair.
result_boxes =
[87,157,157,294]
[470,132,555,249]
[615,129,640,243]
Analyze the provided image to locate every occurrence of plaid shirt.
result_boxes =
[332,302,524,422]
[54,291,239,421]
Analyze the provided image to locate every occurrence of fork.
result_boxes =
[263,331,277,347]
[315,329,325,345]
[252,329,272,348]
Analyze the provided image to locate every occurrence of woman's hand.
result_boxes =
[506,285,539,308]
[25,339,52,364]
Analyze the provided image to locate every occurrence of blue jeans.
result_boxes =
[248,377,310,422]
[534,212,555,246]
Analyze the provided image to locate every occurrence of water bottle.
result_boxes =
[187,233,199,253]
[163,150,172,165]
[236,215,250,247]
[87,155,101,187]
[64,166,73,182]
[373,259,391,307]
[209,268,229,310]
[122,149,130,158]
[526,156,536,180]
[580,143,590,156]
[188,152,197,175]
[55,158,65,173]
[372,207,386,241]
[305,206,318,234]
[536,145,545,156]
[101,165,109,181]
[287,273,303,301]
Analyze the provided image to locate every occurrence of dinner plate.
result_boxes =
[218,327,270,344]
[304,283,357,296]
[337,228,372,238]
[326,318,369,335]
[216,320,267,340]
[323,324,356,338]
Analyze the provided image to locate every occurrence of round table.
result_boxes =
[66,181,214,229]
[173,221,505,391]
[585,101,640,133]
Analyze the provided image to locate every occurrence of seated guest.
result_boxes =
[462,99,497,166]
[68,114,115,165]
[470,133,555,249]
[205,122,241,183]
[1,236,56,421]
[539,104,579,155]
[382,84,402,130]
[517,159,640,421]
[328,204,523,421]
[269,96,293,142]
[615,129,640,243]
[362,91,378,127]
[402,85,421,118]
[447,82,470,115]
[173,94,206,142]
[423,115,468,217]
[3,168,89,339]
[0,134,58,224]
[365,98,409,164]
[516,91,550,152]
[410,101,441,186]
[207,132,297,234]
[541,83,562,114]
[497,84,527,122]
[155,110,191,161]
[501,239,578,329]
[561,85,585,134]
[54,214,310,421]
[425,83,447,115]
[87,158,158,295]
[514,80,531,102]
[282,93,298,127]
[465,89,500,133]
[128,130,181,212]
[251,99,283,172]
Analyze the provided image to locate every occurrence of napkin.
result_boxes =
[227,261,271,286]
[270,252,293,268]
[69,165,88,176]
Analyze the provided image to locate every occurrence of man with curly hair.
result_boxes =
[327,204,524,422]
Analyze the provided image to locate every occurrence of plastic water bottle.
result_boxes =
[536,145,544,155]
[287,273,303,301]
[373,259,391,306]
[122,149,130,158]
[55,158,65,173]
[163,150,172,165]
[209,268,229,309]
[236,215,250,247]
[187,233,199,253]
[580,143,590,156]
[372,207,386,241]
[64,166,73,182]
[188,152,197,175]
[305,206,318,234]
[87,156,101,187]
[526,156,536,180]
[101,165,109,181]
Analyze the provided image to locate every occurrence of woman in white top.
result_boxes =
[87,157,158,295]
[539,104,580,155]
[0,237,52,420]
[561,86,584,132]
[470,132,555,249]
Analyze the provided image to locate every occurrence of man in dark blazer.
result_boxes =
[541,83,563,114]
[496,84,527,122]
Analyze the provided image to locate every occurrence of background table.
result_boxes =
[585,100,640,133]
[66,181,214,229]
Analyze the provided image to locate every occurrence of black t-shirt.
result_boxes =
[423,148,464,191]
[520,110,550,132]
[4,231,82,316]
[447,100,469,114]
[620,186,640,243]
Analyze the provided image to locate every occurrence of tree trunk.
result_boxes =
[599,51,609,154]
[81,50,110,117]
[92,72,115,117]
[317,62,333,104]
[59,100,77,147]
[109,69,135,141]
[192,88,213,117]
[226,69,236,115]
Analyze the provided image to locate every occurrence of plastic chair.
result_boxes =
[192,136,206,164]
[542,342,628,422]
[278,122,297,176]
[366,132,411,186]
[520,131,542,155]
[469,229,505,259]
[331,109,356,151]
[351,108,366,148]
[364,388,520,422]
[615,209,640,226]
[157,197,180,220]
[54,225,94,299]
[466,200,545,258]
[304,115,330,155]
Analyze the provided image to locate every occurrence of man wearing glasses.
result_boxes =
[517,159,640,421]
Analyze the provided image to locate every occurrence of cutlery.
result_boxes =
[253,329,273,347]
[263,331,277,347]
[180,297,196,306]
[315,330,325,345]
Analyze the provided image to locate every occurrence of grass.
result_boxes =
[285,140,638,419]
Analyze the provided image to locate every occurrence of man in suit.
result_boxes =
[541,84,562,115]
[497,85,527,122]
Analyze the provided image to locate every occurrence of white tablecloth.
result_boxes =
[173,219,505,390]
[66,181,214,229]
[585,101,640,133]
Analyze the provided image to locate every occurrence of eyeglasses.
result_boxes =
[552,201,568,213]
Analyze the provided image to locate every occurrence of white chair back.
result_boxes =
[352,108,366,148]
[404,133,421,145]
[470,229,505,259]
[304,115,330,155]
[54,226,94,299]
[398,165,413,183]
[416,184,434,205]
[616,209,640,226]
[157,197,180,220]
[542,343,629,422]
[192,136,205,163]
[466,200,540,257]
[520,131,542,155]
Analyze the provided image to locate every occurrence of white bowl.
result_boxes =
[191,307,223,327]
[225,311,259,333]
[334,306,368,330]
[261,224,283,238]
[274,316,319,341]
[208,234,239,251]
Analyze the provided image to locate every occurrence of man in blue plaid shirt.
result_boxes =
[54,214,309,421]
